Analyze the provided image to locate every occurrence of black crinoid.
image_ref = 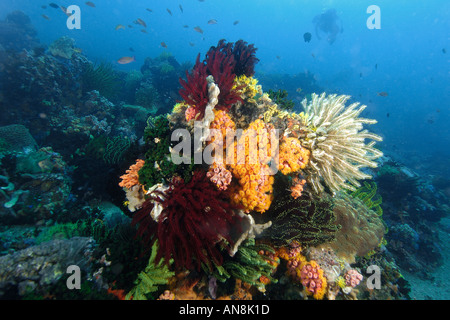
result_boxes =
[263,175,341,248]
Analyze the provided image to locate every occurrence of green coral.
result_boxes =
[125,241,175,300]
[267,89,295,111]
[138,115,195,189]
[103,136,132,165]
[205,238,278,289]
[81,62,120,100]
[350,181,383,216]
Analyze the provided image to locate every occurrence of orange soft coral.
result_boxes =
[278,137,310,175]
[290,177,307,199]
[228,119,276,213]
[119,159,145,189]
[208,113,276,213]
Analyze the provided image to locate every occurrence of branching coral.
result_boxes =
[179,54,209,120]
[119,159,145,190]
[204,48,243,110]
[149,171,244,271]
[207,238,278,292]
[210,39,259,77]
[125,241,175,300]
[299,93,383,194]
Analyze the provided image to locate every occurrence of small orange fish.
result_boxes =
[41,14,50,20]
[194,26,203,34]
[115,24,125,30]
[86,1,95,7]
[161,42,167,48]
[117,56,136,64]
[135,18,146,28]
[377,91,388,97]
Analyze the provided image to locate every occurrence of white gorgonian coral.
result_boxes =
[300,93,383,194]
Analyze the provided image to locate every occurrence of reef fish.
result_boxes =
[86,1,95,7]
[115,24,125,30]
[49,3,59,9]
[41,14,51,20]
[117,56,136,64]
[161,42,168,48]
[146,8,152,13]
[167,8,172,16]
[135,18,147,28]
[303,32,312,43]
[208,19,218,25]
[233,20,240,25]
[194,26,203,34]
[179,5,183,13]
[377,91,388,97]
[60,6,71,16]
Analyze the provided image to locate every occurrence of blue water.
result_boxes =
[2,0,448,169]
[0,0,449,301]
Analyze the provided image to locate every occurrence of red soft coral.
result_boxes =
[209,39,259,77]
[178,53,209,119]
[204,48,243,110]
[136,171,243,271]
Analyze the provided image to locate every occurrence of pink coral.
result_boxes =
[344,269,363,288]
[207,163,232,190]
[298,261,327,299]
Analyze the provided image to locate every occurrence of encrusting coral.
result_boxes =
[117,38,388,300]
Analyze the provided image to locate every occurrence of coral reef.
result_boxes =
[0,237,95,297]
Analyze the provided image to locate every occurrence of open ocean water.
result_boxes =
[0,0,449,303]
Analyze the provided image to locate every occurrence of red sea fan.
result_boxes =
[153,171,242,271]
[204,48,243,110]
[209,39,259,77]
[231,40,259,77]
[178,53,209,118]
[131,199,157,246]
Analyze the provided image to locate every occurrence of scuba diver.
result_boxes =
[313,9,343,45]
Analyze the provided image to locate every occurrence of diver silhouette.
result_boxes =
[313,9,343,45]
